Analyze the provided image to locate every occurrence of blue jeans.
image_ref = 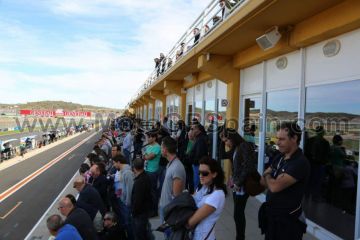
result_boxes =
[118,200,134,240]
[192,165,200,191]
[123,149,131,165]
[159,206,172,239]
[158,165,166,193]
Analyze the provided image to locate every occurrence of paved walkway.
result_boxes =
[150,193,318,240]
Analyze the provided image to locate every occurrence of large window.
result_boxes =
[217,80,227,127]
[194,84,204,123]
[194,101,203,123]
[265,88,299,168]
[303,80,360,240]
[205,100,216,130]
[155,100,162,121]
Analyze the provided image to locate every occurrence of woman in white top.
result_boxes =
[188,157,227,240]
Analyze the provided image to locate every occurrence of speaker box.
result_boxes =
[256,27,281,50]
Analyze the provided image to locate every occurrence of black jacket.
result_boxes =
[98,223,126,240]
[189,132,209,165]
[90,175,109,207]
[162,192,197,240]
[131,171,152,217]
[64,207,98,240]
[77,184,106,220]
[223,141,257,187]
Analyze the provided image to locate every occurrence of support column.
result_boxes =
[180,92,187,121]
[198,54,240,129]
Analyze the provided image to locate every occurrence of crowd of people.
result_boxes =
[152,0,243,80]
[44,115,317,240]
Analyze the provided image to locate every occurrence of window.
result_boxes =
[303,80,360,240]
[265,88,299,169]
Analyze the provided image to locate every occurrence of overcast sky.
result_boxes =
[0,0,209,109]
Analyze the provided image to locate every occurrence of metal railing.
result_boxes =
[128,0,248,108]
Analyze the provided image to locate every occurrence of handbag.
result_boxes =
[244,170,265,196]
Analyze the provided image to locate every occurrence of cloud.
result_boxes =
[0,0,210,109]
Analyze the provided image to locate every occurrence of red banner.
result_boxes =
[20,109,91,117]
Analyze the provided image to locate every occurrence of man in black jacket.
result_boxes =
[73,176,106,220]
[131,158,154,240]
[89,162,109,209]
[58,197,98,240]
[189,123,209,190]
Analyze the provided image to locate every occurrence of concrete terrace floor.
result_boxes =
[150,193,318,240]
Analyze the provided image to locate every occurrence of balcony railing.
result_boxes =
[128,0,248,108]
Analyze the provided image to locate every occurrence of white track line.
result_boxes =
[24,131,99,239]
[0,132,97,203]
[24,170,79,240]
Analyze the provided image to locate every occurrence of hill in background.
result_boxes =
[0,101,123,114]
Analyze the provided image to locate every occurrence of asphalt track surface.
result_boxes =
[0,130,101,239]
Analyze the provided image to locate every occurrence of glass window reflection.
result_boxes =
[205,100,216,130]
[303,80,360,240]
[265,88,299,169]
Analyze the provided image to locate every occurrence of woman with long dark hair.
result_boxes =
[187,157,227,240]
[222,128,256,240]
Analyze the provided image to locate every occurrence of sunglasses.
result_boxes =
[199,171,210,177]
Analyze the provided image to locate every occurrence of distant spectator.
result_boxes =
[212,15,221,25]
[219,0,231,19]
[100,135,112,158]
[133,127,145,159]
[193,27,201,45]
[122,130,133,164]
[131,158,154,240]
[154,58,161,76]
[58,197,97,240]
[176,42,185,60]
[167,57,173,68]
[162,116,170,134]
[159,53,165,74]
[144,130,161,214]
[160,53,166,73]
[204,24,210,34]
[47,214,82,240]
[79,163,91,183]
[86,152,101,166]
[176,50,181,60]
[174,120,187,161]
[111,145,122,159]
[93,145,108,163]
